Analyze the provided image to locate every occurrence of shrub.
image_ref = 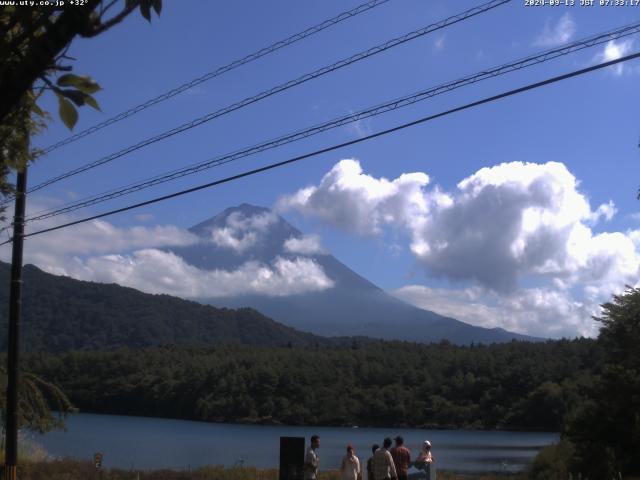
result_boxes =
[527,440,574,480]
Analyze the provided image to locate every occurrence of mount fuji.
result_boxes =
[167,204,539,344]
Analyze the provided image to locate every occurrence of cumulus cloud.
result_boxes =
[533,13,576,47]
[281,158,639,337]
[593,39,635,75]
[277,159,430,236]
[283,234,326,255]
[409,161,636,293]
[206,211,277,253]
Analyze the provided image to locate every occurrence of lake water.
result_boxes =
[28,413,558,473]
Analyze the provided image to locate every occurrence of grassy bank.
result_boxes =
[11,459,526,480]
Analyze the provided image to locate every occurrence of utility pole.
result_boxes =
[4,167,27,480]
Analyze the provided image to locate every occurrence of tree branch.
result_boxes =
[82,1,139,38]
[100,0,120,17]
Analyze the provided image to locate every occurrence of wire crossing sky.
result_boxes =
[38,0,393,156]
[20,0,511,198]
[23,20,640,224]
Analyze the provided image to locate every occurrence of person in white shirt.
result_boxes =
[371,437,397,480]
[340,444,362,480]
[304,435,320,480]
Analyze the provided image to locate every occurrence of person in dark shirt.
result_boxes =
[389,436,411,480]
[366,443,379,480]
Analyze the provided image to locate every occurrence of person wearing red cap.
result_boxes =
[340,444,362,480]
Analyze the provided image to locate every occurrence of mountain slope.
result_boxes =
[0,262,327,352]
[168,204,539,344]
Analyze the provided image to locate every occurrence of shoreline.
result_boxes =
[53,410,561,435]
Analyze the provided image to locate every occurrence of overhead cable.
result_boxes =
[21,0,511,198]
[38,0,393,155]
[24,21,640,223]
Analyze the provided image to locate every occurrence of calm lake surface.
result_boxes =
[28,413,558,473]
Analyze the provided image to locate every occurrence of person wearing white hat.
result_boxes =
[414,441,435,479]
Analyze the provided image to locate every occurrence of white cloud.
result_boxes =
[533,13,576,47]
[65,250,334,298]
[593,39,635,75]
[22,216,199,258]
[392,285,599,338]
[1,199,197,272]
[282,158,640,337]
[588,200,616,224]
[277,159,430,236]
[433,35,446,51]
[206,211,277,253]
[283,234,325,255]
[409,161,636,293]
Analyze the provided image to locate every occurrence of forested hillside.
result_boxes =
[0,262,327,350]
[23,338,598,431]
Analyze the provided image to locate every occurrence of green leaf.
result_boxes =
[84,94,101,112]
[58,97,78,130]
[60,89,86,107]
[152,0,162,15]
[140,0,151,22]
[57,74,101,94]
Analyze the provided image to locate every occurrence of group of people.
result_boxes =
[303,434,435,480]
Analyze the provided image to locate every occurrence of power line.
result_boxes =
[24,21,640,223]
[5,50,637,245]
[21,0,510,198]
[38,0,393,156]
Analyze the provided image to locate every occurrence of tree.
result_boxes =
[564,287,640,478]
[0,363,75,434]
[0,0,162,216]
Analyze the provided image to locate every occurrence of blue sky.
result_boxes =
[7,0,640,338]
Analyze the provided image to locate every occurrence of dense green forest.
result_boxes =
[23,338,598,431]
[0,263,331,350]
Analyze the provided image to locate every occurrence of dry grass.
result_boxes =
[6,458,526,480]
